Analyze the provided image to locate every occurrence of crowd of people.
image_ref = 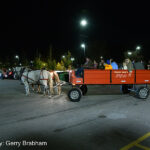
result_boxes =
[76,57,150,77]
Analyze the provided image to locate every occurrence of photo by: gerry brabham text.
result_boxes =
[0,140,48,148]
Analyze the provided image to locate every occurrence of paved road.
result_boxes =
[0,80,150,150]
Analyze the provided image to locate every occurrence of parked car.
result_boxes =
[2,69,14,79]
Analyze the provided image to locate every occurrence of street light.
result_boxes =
[80,19,87,27]
[81,43,86,56]
[136,46,141,50]
[62,55,65,58]
[15,55,19,59]
[71,57,75,61]
[14,55,19,66]
[128,52,132,55]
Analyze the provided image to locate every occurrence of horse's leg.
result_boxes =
[55,76,61,95]
[37,84,41,93]
[46,79,53,98]
[55,72,61,95]
[24,81,30,95]
[49,79,54,95]
[43,86,45,95]
[44,85,49,96]
[42,81,47,96]
[31,84,35,91]
[57,83,61,95]
[21,76,30,95]
[46,84,49,95]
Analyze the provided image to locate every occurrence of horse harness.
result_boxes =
[40,70,49,81]
[22,70,35,83]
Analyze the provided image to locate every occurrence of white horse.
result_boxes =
[21,69,52,97]
[35,70,62,95]
[13,66,28,80]
[13,67,22,79]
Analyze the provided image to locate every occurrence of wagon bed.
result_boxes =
[68,69,150,102]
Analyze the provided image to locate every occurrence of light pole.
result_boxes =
[81,43,86,57]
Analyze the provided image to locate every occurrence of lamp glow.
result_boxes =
[80,19,87,26]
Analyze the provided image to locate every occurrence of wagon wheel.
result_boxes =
[137,87,149,99]
[68,88,82,102]
[121,85,131,94]
[80,85,88,95]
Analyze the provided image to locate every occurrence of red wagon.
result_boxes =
[68,69,150,102]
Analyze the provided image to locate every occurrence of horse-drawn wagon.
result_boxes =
[68,69,150,102]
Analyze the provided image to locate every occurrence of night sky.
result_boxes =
[1,1,150,62]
